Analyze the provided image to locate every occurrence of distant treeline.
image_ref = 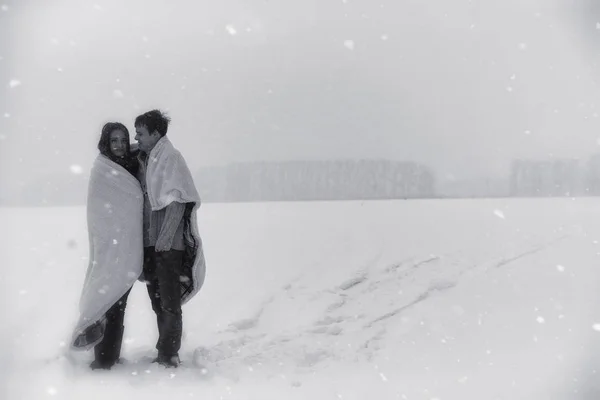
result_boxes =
[13,154,600,207]
[8,159,436,206]
[509,155,600,197]
[196,160,436,202]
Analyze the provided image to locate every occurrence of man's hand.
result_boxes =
[155,235,172,252]
[155,201,186,253]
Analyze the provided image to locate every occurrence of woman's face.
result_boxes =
[110,129,128,158]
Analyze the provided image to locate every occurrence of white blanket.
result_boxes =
[145,136,206,303]
[70,155,144,350]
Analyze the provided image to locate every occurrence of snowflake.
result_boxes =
[493,209,505,219]
[226,25,237,35]
[8,79,21,88]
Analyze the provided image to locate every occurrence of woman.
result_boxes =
[70,122,144,370]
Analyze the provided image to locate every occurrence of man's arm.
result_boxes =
[155,201,186,252]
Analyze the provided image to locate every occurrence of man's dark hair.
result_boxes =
[134,109,171,137]
[97,122,138,175]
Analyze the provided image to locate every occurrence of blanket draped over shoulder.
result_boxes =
[145,136,206,304]
[70,155,144,350]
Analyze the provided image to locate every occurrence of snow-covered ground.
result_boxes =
[3,198,600,399]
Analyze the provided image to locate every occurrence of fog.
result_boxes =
[2,0,600,203]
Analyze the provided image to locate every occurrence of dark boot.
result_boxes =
[90,290,130,370]
[90,347,112,370]
[152,352,181,368]
[158,310,182,357]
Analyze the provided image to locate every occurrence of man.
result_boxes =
[135,109,206,368]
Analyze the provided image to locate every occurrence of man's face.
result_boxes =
[109,129,128,158]
[135,125,160,153]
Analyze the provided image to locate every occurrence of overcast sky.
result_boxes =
[2,0,600,197]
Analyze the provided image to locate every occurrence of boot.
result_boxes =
[90,345,114,370]
[152,352,181,368]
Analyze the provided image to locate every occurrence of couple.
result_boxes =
[70,109,206,369]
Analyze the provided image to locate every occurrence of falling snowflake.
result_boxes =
[379,372,388,382]
[493,209,505,219]
[524,130,531,135]
[113,89,124,98]
[3,113,9,118]
[593,324,600,332]
[344,40,355,50]
[8,79,21,88]
[47,387,58,396]
[518,43,527,50]
[597,22,600,30]
[57,67,63,72]
[381,34,389,41]
[536,316,545,324]
[556,265,565,272]
[70,165,83,174]
[226,25,237,35]
[113,239,118,245]
[142,36,149,42]
[1,5,8,11]
[506,86,514,92]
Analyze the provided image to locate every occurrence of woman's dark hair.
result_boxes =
[97,122,139,176]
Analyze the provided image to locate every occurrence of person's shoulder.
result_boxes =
[166,143,185,160]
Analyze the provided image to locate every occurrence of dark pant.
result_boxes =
[93,289,131,366]
[143,247,184,357]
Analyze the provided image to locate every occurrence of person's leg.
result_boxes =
[91,288,131,369]
[154,249,184,366]
[143,247,164,350]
